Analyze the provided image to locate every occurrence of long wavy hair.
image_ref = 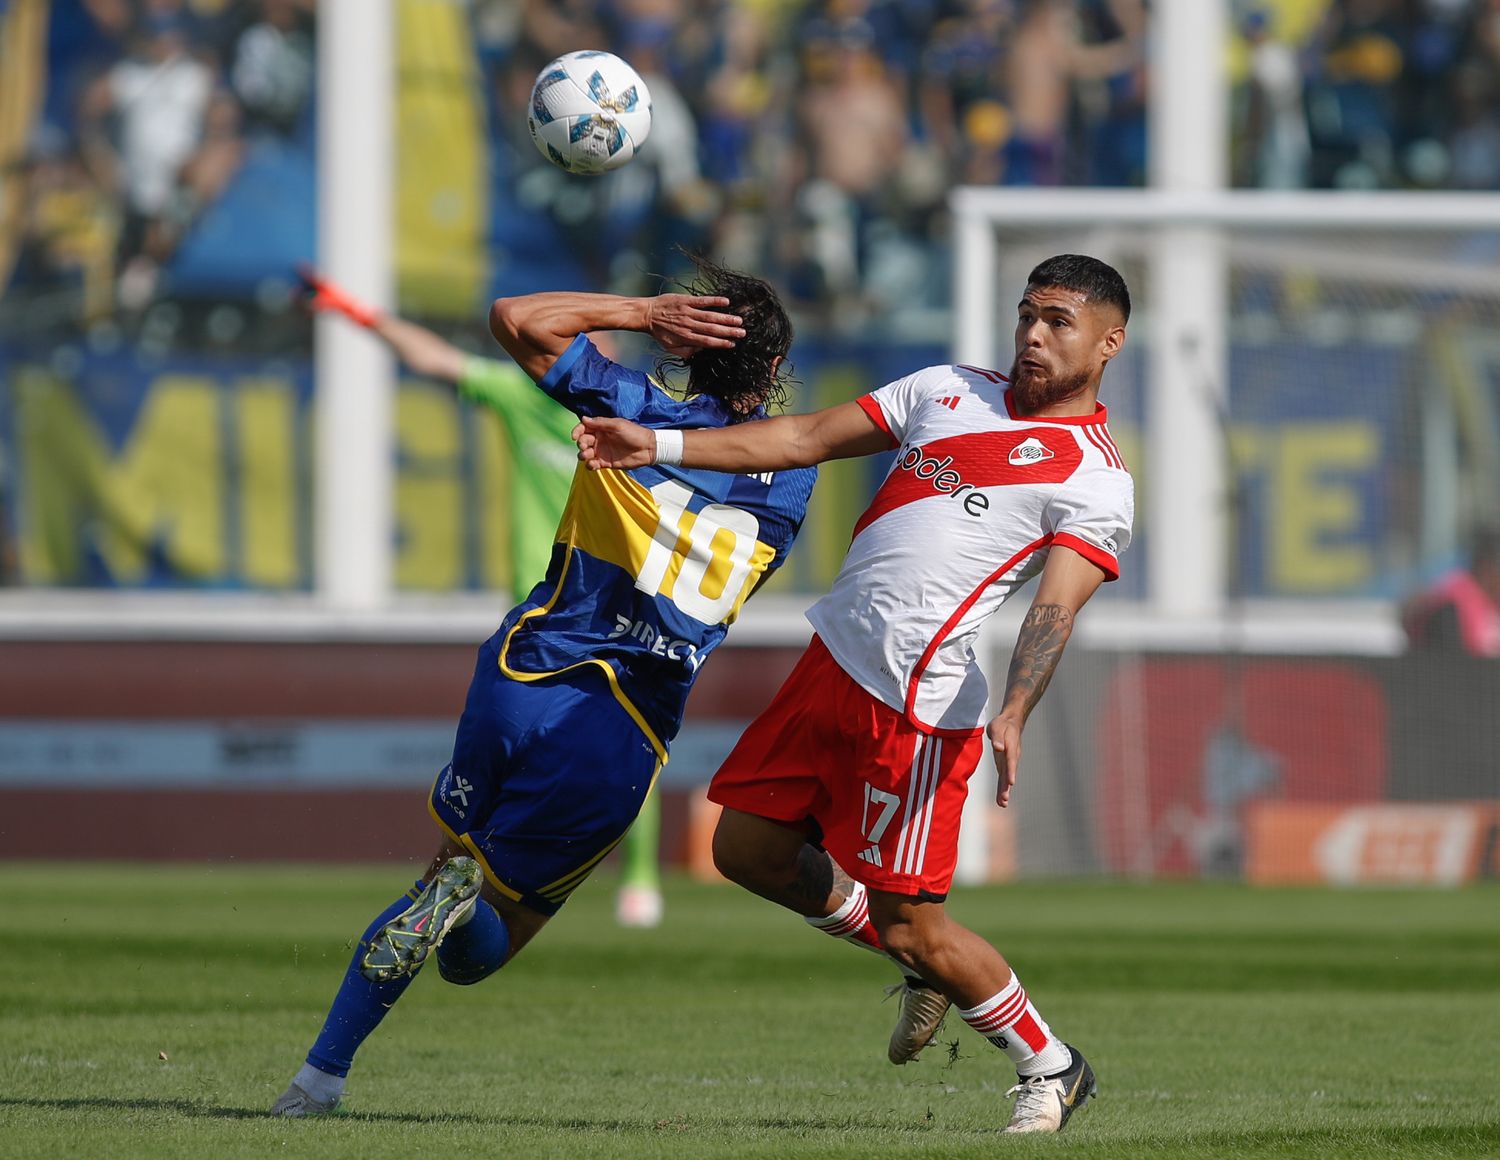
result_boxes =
[653,253,796,419]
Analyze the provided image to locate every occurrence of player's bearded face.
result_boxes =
[1010,287,1108,412]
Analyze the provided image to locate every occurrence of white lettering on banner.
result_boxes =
[1314,806,1482,885]
[0,722,455,786]
[0,721,743,789]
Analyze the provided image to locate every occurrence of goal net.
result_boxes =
[950,189,1500,887]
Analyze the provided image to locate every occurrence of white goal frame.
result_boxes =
[948,187,1500,882]
[951,187,1500,623]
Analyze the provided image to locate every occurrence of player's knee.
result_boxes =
[711,830,788,890]
[873,920,925,969]
[871,911,950,976]
[710,828,756,886]
[711,812,804,890]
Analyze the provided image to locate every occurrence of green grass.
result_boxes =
[1,864,1497,1158]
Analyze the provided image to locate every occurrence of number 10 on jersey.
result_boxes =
[635,479,762,625]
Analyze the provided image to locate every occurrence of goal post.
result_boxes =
[315,0,396,612]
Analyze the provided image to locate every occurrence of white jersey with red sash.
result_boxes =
[806,363,1134,734]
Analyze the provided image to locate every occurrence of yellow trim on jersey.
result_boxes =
[536,835,625,904]
[536,758,665,903]
[568,467,666,582]
[427,788,524,902]
[496,572,668,762]
[494,508,671,762]
[494,467,781,765]
[569,468,777,623]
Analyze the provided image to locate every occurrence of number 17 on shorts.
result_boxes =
[857,782,902,869]
[836,730,986,896]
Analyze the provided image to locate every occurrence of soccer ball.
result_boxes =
[527,51,652,175]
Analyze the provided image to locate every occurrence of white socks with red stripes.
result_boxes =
[804,880,922,980]
[958,971,1071,1076]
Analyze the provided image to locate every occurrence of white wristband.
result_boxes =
[654,428,684,467]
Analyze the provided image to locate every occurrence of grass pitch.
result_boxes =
[1,863,1496,1159]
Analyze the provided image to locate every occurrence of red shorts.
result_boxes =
[708,636,986,898]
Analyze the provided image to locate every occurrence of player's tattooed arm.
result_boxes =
[1000,603,1075,723]
[988,543,1106,807]
[987,603,1076,808]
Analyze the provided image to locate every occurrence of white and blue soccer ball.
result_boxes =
[527,50,652,175]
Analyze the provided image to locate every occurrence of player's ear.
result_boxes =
[1099,322,1125,363]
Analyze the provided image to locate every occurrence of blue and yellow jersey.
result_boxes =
[488,335,817,759]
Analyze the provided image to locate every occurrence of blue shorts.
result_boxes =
[429,644,662,916]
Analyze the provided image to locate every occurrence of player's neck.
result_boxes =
[1015,384,1101,419]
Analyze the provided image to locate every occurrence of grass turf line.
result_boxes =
[0,863,1496,1159]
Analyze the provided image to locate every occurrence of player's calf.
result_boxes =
[435,893,511,984]
[805,879,951,1063]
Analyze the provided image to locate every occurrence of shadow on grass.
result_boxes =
[1155,1121,1500,1154]
[1,1095,941,1136]
[0,1095,487,1125]
[17,1096,1493,1150]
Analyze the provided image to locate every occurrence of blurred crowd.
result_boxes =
[2,0,314,327]
[480,0,1148,332]
[6,0,1500,340]
[1235,0,1500,191]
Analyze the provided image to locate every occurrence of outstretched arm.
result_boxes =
[299,266,468,383]
[987,544,1106,807]
[488,292,746,382]
[575,400,892,472]
[374,315,467,382]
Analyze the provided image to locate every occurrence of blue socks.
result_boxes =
[438,899,511,984]
[305,886,423,1077]
[304,884,513,1078]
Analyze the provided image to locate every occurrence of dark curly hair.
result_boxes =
[654,253,796,419]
